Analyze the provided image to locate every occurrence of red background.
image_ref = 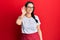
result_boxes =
[0,0,60,40]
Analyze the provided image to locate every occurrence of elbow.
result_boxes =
[16,21,21,25]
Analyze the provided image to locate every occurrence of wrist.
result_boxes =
[20,14,25,19]
[40,38,43,40]
[21,14,25,17]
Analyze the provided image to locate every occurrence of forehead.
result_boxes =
[27,3,34,7]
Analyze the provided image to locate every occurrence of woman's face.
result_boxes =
[26,3,34,14]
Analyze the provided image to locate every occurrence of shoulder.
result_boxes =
[34,15,38,17]
[34,15,39,19]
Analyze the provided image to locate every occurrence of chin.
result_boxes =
[29,12,32,14]
[29,11,33,13]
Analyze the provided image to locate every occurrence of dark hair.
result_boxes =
[25,1,38,23]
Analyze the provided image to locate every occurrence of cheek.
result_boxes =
[31,9,33,11]
[26,8,30,11]
[30,9,33,12]
[26,8,33,12]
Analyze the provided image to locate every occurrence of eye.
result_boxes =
[27,6,33,8]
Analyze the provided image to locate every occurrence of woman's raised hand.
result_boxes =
[21,6,26,15]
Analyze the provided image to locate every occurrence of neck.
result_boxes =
[25,13,31,18]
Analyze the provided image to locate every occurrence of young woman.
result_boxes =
[16,1,43,40]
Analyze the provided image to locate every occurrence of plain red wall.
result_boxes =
[0,0,60,40]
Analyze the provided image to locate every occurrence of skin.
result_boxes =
[25,3,34,18]
[16,3,43,40]
[25,3,43,40]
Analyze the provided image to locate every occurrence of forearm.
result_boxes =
[38,30,43,40]
[16,14,24,25]
[37,28,43,40]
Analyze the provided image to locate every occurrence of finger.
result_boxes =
[22,6,25,9]
[21,6,25,10]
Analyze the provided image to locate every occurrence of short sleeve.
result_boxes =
[35,15,41,25]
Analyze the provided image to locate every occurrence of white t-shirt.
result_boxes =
[21,15,41,34]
